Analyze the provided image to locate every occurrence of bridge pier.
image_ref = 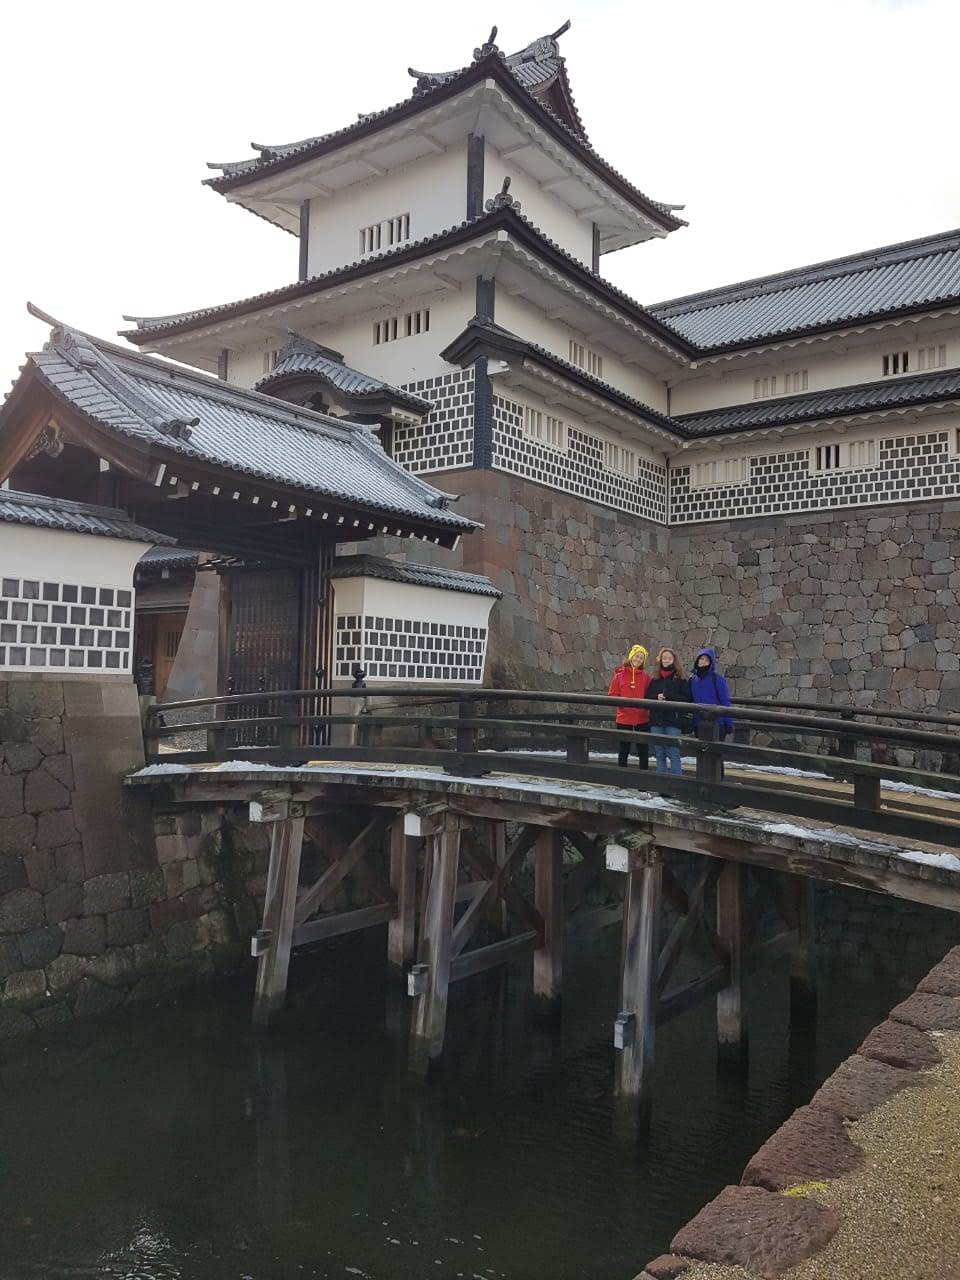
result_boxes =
[613,841,661,1128]
[409,812,462,1069]
[387,814,417,973]
[789,876,818,1024]
[533,829,564,1013]
[252,812,306,1029]
[717,860,747,1066]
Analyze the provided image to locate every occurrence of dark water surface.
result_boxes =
[0,931,926,1280]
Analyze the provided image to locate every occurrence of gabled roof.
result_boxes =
[408,22,588,141]
[330,553,501,598]
[440,314,680,438]
[651,228,960,353]
[204,33,684,236]
[0,488,173,545]
[121,205,693,360]
[2,311,477,536]
[255,333,432,417]
[137,545,201,572]
[676,366,960,437]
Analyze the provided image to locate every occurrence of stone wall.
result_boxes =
[0,678,270,1037]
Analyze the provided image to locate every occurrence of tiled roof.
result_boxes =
[121,206,691,359]
[256,333,432,415]
[440,315,679,435]
[676,367,960,436]
[203,41,683,233]
[651,229,960,352]
[8,317,476,533]
[330,553,501,597]
[0,488,173,544]
[137,546,201,572]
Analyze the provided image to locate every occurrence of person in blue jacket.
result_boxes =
[689,648,734,775]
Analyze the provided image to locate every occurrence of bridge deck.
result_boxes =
[130,758,960,912]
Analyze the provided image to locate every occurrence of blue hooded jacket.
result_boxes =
[689,648,733,734]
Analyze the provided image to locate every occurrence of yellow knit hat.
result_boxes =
[626,644,648,665]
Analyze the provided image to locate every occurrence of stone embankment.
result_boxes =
[637,948,960,1279]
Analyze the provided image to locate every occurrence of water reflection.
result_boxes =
[0,929,934,1280]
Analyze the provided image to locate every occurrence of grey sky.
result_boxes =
[2,0,957,389]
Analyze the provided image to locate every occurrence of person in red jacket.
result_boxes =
[608,644,652,769]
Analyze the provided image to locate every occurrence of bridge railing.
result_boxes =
[142,686,960,848]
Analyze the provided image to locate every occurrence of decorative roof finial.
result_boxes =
[474,25,499,59]
[484,175,521,214]
[550,19,572,40]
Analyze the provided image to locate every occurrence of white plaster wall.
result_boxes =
[225,346,277,390]
[671,318,960,414]
[4,526,149,587]
[331,577,494,632]
[495,292,670,411]
[306,146,468,278]
[498,380,668,467]
[485,144,594,266]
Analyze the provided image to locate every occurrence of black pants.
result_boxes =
[617,726,649,769]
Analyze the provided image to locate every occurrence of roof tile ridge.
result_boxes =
[651,227,960,316]
[1,487,137,521]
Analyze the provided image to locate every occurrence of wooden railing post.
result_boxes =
[854,771,882,811]
[695,714,721,784]
[565,732,589,765]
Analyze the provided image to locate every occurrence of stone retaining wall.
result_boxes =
[637,946,960,1278]
[0,678,270,1037]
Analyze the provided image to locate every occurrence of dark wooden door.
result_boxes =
[226,569,302,744]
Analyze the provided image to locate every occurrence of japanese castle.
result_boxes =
[3,20,960,696]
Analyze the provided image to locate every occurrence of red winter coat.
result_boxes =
[608,665,652,726]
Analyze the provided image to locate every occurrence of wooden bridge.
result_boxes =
[129,685,960,1121]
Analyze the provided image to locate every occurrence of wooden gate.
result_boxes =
[224,569,303,744]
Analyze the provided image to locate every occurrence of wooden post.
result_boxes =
[613,843,661,1121]
[790,875,818,1024]
[716,859,747,1065]
[253,814,305,1029]
[387,814,417,972]
[533,828,563,1012]
[410,813,461,1066]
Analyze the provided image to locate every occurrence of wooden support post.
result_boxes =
[253,814,306,1029]
[716,860,747,1066]
[533,828,563,1012]
[789,875,818,1024]
[387,814,417,972]
[410,813,461,1066]
[613,843,661,1123]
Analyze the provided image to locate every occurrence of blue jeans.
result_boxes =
[653,725,682,776]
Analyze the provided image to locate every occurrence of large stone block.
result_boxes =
[0,776,24,819]
[43,882,83,925]
[82,872,131,916]
[0,853,28,895]
[28,718,63,756]
[671,1185,839,1274]
[53,843,84,884]
[8,681,64,719]
[0,888,42,933]
[3,744,41,774]
[810,1053,919,1119]
[45,952,87,994]
[890,991,960,1031]
[129,868,166,908]
[2,969,47,1010]
[18,925,63,969]
[106,908,149,948]
[24,767,71,815]
[41,753,75,791]
[23,848,56,894]
[62,916,106,956]
[741,1104,863,1190]
[35,809,80,851]
[0,936,22,979]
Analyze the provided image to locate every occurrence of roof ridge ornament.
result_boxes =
[484,176,521,213]
[473,25,499,59]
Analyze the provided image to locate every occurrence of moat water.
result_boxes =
[0,930,934,1280]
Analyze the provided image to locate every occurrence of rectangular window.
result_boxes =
[359,212,411,256]
[882,351,909,376]
[568,338,603,379]
[813,439,877,472]
[261,350,279,376]
[602,440,636,478]
[522,407,566,451]
[753,376,778,399]
[916,344,947,371]
[783,370,809,394]
[689,456,750,489]
[373,308,430,345]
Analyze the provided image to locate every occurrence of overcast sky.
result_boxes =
[2,0,958,389]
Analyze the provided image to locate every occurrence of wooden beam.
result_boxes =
[533,829,563,1010]
[293,902,395,947]
[717,861,747,1065]
[451,878,494,959]
[658,962,730,1025]
[657,861,721,997]
[387,815,417,971]
[295,813,390,926]
[253,815,306,1029]
[450,930,538,982]
[615,847,661,1115]
[410,813,461,1063]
